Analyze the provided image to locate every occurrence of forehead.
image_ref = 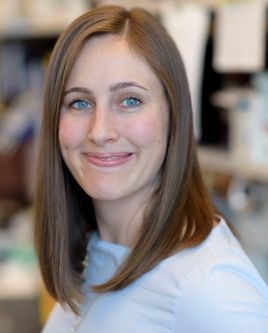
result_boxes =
[66,33,163,91]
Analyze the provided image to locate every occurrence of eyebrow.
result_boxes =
[63,87,91,96]
[63,81,148,96]
[109,81,148,92]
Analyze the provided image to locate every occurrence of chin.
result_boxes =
[84,186,126,202]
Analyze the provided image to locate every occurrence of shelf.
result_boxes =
[197,146,268,183]
[0,26,62,40]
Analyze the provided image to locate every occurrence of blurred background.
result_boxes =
[1,0,268,332]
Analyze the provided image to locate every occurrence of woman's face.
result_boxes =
[59,34,169,205]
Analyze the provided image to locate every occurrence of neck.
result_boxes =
[92,194,150,246]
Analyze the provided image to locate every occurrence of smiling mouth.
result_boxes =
[84,152,133,167]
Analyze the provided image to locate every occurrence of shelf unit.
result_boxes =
[198,146,268,183]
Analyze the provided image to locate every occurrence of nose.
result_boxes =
[87,106,119,145]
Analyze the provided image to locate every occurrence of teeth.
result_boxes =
[103,156,117,160]
[101,155,127,160]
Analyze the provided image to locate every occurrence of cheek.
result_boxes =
[127,114,168,152]
[58,115,87,149]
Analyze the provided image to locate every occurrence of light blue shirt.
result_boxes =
[42,219,268,332]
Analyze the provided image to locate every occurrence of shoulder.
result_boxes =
[143,219,264,287]
[41,303,74,333]
[138,219,268,332]
[164,218,267,282]
[165,219,268,333]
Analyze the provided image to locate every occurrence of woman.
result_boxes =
[34,5,268,333]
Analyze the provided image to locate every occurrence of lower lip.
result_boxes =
[84,153,133,167]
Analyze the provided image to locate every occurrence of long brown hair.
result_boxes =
[34,5,215,313]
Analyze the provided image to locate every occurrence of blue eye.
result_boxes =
[71,99,91,110]
[121,97,141,108]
